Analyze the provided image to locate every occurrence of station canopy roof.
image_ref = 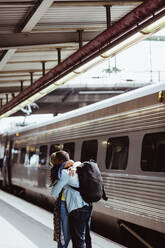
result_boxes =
[0,0,165,118]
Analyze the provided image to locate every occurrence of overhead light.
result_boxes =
[27,92,47,103]
[101,32,146,58]
[40,84,58,95]
[54,71,76,85]
[76,15,165,72]
[142,15,165,34]
[73,56,102,74]
[72,32,146,75]
[0,105,21,119]
[19,100,30,107]
[0,71,78,119]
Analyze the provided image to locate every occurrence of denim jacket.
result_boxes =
[51,169,88,213]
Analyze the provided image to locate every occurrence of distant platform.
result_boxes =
[0,190,126,248]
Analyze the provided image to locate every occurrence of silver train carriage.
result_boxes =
[0,82,165,247]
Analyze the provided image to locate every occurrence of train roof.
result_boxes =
[7,82,165,136]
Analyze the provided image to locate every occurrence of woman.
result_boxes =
[49,151,74,248]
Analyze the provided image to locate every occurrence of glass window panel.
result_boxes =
[105,140,113,169]
[141,132,165,172]
[63,142,75,160]
[81,140,98,162]
[20,147,26,164]
[12,148,19,163]
[49,144,63,155]
[39,145,48,165]
[29,146,36,160]
[106,136,129,170]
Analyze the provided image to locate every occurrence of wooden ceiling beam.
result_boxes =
[0,87,26,93]
[0,2,34,7]
[0,31,100,50]
[20,0,56,32]
[0,50,16,70]
[0,0,55,71]
[52,0,143,7]
[0,69,50,74]
[0,79,30,83]
[0,73,42,78]
[7,60,57,64]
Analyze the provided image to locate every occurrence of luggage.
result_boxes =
[71,160,108,203]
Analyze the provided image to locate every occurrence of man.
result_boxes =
[2,150,9,186]
[51,150,92,248]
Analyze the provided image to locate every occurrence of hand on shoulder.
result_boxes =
[68,161,81,176]
[64,160,74,168]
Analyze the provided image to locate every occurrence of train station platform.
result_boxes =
[0,190,125,248]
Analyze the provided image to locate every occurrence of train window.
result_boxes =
[39,145,48,165]
[25,146,39,167]
[49,144,63,155]
[106,136,129,170]
[141,132,165,172]
[63,142,75,160]
[20,147,26,164]
[81,140,98,162]
[29,146,36,160]
[12,148,19,163]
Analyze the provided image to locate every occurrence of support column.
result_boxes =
[20,80,24,92]
[6,94,8,104]
[105,5,111,28]
[0,98,2,108]
[57,48,61,65]
[77,30,83,49]
[41,61,46,76]
[30,71,34,85]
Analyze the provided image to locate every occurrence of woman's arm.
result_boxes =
[51,170,69,199]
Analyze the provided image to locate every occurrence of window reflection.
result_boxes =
[49,144,63,155]
[39,145,48,165]
[106,136,129,170]
[141,132,165,172]
[81,140,98,162]
[64,142,75,160]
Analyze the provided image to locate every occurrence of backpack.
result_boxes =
[71,160,108,203]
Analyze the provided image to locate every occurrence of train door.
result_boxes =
[2,137,13,186]
[38,145,48,187]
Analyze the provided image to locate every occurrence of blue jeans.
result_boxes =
[69,205,93,248]
[58,201,70,248]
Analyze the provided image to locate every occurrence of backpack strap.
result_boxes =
[69,185,80,192]
[69,185,108,201]
[102,185,108,201]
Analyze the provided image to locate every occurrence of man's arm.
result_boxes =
[51,170,69,199]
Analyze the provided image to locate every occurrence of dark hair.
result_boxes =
[49,151,70,184]
[54,150,70,162]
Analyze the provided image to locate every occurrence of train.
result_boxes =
[0,82,165,248]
